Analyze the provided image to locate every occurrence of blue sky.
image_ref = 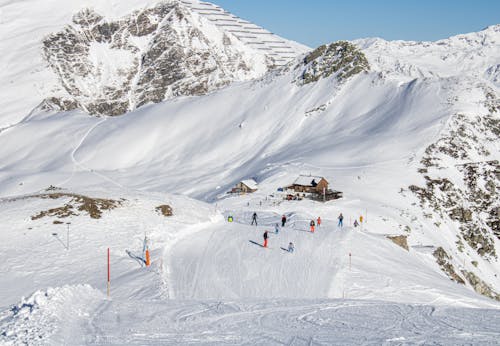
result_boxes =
[209,0,500,47]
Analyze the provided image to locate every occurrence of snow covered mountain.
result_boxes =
[0,0,500,343]
[0,0,308,120]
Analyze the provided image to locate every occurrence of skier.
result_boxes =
[281,214,287,227]
[317,216,322,227]
[288,242,294,253]
[338,213,344,228]
[354,219,359,228]
[310,219,315,233]
[275,223,280,234]
[263,230,269,248]
[251,212,258,226]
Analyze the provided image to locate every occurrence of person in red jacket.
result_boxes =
[263,230,269,248]
[317,216,322,227]
[310,220,315,233]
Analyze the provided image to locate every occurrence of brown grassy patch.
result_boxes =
[30,192,122,221]
[155,205,173,217]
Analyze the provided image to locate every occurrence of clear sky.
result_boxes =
[209,0,500,48]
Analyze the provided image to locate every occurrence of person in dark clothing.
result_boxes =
[263,230,269,248]
[251,212,258,226]
[338,213,344,228]
[281,214,287,227]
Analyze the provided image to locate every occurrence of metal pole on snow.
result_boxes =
[107,248,110,297]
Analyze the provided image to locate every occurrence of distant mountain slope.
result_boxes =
[355,25,500,80]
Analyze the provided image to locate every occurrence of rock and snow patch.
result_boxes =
[297,41,370,85]
[40,2,302,116]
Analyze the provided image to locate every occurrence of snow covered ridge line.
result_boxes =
[355,24,500,81]
[40,0,308,117]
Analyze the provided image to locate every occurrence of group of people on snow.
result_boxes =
[251,212,349,252]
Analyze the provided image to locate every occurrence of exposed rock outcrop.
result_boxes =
[461,270,500,301]
[410,87,500,300]
[41,3,286,116]
[433,247,465,284]
[297,41,369,85]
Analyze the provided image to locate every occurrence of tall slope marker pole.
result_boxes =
[107,248,110,297]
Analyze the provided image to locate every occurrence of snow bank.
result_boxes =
[0,285,103,345]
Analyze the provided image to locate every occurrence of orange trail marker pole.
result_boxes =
[145,249,151,267]
[107,248,110,297]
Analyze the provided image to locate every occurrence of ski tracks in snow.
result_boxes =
[69,299,500,345]
[169,215,351,300]
[59,117,124,189]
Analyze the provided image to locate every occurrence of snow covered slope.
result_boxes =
[0,0,308,122]
[0,3,500,342]
[356,25,500,81]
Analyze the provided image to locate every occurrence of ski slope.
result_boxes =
[168,199,499,306]
[7,294,499,345]
[1,0,500,342]
[1,190,500,345]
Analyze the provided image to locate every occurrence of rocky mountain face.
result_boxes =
[408,85,500,300]
[297,41,370,85]
[41,1,301,116]
[344,27,500,301]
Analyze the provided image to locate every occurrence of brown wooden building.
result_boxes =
[286,175,329,194]
[230,179,258,194]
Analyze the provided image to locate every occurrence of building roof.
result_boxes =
[293,175,327,186]
[241,179,258,190]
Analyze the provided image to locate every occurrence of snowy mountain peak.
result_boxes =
[297,41,370,85]
[355,24,500,82]
[38,0,309,116]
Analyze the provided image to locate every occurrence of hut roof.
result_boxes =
[241,179,258,190]
[293,175,327,186]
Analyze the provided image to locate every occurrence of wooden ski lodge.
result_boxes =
[285,175,342,201]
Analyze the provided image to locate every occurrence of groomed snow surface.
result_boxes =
[1,190,500,345]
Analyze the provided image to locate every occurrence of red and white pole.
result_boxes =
[107,248,110,297]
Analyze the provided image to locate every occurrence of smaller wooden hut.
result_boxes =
[230,179,258,194]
